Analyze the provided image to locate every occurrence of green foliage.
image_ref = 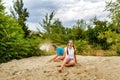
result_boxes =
[106,0,120,33]
[40,16,87,44]
[71,19,86,40]
[117,44,120,55]
[86,18,110,50]
[0,1,42,63]
[98,29,120,55]
[50,19,70,44]
[40,13,72,44]
[40,11,55,39]
[98,29,117,44]
[0,0,4,14]
[10,0,30,37]
[75,40,88,53]
[0,15,42,63]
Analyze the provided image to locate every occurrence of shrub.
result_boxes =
[0,14,42,63]
[75,40,88,54]
[116,44,120,55]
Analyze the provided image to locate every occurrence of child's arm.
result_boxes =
[74,50,77,64]
[48,54,59,62]
[62,47,67,59]
[62,49,66,59]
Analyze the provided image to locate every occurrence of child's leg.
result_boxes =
[65,60,75,67]
[54,59,62,62]
[54,56,63,62]
[58,57,68,72]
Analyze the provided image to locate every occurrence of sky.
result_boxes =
[2,0,112,31]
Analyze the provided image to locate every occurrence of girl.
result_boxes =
[58,40,77,72]
[48,44,65,62]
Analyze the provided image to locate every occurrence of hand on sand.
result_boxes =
[48,60,52,62]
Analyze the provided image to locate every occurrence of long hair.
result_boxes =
[67,40,76,55]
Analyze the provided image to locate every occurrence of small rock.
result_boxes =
[43,70,50,73]
[77,72,81,74]
[63,72,69,76]
[12,71,19,75]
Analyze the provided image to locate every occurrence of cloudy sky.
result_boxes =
[3,0,112,31]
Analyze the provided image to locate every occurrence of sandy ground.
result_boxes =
[0,55,120,80]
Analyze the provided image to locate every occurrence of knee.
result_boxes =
[70,61,75,65]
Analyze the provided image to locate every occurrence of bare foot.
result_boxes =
[58,68,62,73]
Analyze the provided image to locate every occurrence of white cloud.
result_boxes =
[2,0,114,30]
[27,22,43,32]
[55,0,109,22]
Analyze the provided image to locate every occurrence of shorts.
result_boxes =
[67,57,73,63]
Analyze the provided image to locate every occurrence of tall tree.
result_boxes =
[73,19,87,30]
[86,17,110,50]
[106,0,120,33]
[10,0,30,37]
[40,11,55,38]
[52,19,65,33]
[71,19,87,40]
[50,19,67,44]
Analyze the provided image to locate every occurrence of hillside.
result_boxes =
[0,55,120,80]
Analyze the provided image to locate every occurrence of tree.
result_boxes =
[40,11,55,34]
[51,19,65,34]
[50,19,68,44]
[10,0,30,37]
[39,11,55,40]
[71,19,86,40]
[86,17,110,50]
[106,0,120,33]
[74,19,87,30]
[0,0,42,63]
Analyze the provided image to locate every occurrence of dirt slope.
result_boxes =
[0,55,120,80]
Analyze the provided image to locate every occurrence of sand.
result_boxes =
[0,55,120,80]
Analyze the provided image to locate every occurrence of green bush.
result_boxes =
[75,40,88,54]
[0,12,42,63]
[116,44,120,55]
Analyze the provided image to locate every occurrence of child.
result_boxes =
[48,44,65,62]
[58,40,77,72]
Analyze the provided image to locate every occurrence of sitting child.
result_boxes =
[48,44,65,62]
[58,40,77,72]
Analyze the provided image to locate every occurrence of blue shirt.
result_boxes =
[56,47,64,55]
